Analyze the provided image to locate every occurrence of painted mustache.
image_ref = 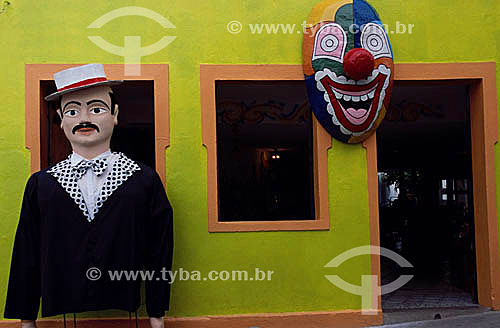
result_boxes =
[72,122,100,134]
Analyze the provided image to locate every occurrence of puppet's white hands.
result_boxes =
[21,320,37,328]
[149,317,165,328]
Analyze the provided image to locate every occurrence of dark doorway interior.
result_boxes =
[40,80,155,169]
[377,82,477,310]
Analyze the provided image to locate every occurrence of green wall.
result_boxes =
[0,0,499,320]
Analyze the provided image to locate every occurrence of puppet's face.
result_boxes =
[58,86,118,150]
[303,0,394,143]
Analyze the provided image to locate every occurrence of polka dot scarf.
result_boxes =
[47,152,141,222]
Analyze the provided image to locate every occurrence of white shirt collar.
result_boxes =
[71,149,112,166]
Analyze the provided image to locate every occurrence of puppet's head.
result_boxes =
[45,64,122,151]
[303,0,394,144]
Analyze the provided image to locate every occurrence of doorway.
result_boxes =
[377,82,477,310]
[365,63,499,314]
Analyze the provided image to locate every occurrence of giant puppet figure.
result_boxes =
[4,64,173,328]
[303,0,394,143]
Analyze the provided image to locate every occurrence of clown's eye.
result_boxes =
[90,107,107,115]
[64,109,79,117]
[312,23,346,63]
[321,35,339,52]
[360,23,392,59]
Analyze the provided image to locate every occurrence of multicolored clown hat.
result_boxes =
[303,0,394,144]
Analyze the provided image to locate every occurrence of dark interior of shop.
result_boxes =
[215,81,315,221]
[377,82,477,310]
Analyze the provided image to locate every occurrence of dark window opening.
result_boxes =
[40,81,155,169]
[215,81,315,221]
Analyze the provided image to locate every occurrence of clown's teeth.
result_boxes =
[337,75,347,83]
[352,96,360,102]
[378,64,390,76]
[356,69,377,85]
[333,90,343,99]
[343,95,351,101]
[368,90,376,99]
[361,95,368,101]
[316,64,390,89]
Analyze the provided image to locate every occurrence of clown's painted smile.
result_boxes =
[315,64,391,136]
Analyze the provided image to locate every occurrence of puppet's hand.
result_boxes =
[21,320,37,328]
[149,317,164,328]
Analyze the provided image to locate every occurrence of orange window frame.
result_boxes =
[201,64,332,232]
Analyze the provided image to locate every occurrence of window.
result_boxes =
[439,178,471,211]
[216,81,315,221]
[201,65,331,232]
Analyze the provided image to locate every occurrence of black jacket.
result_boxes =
[4,154,174,319]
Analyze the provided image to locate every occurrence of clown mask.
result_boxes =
[303,0,394,143]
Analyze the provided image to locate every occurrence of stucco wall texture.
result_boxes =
[0,0,499,320]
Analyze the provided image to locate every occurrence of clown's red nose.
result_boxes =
[343,48,375,81]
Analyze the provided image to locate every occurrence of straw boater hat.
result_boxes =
[45,64,123,101]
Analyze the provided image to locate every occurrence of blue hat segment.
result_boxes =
[353,0,381,48]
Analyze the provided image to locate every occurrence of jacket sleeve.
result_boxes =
[4,173,41,320]
[144,171,174,318]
